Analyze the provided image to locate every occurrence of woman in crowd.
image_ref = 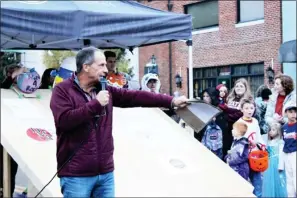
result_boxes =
[195,87,228,143]
[265,74,296,125]
[218,78,253,159]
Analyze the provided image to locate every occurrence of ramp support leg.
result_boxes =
[3,149,11,197]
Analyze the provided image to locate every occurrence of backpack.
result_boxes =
[202,122,223,151]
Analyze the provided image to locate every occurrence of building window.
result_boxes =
[237,0,264,23]
[231,63,264,95]
[193,63,264,98]
[184,0,219,30]
[144,66,158,75]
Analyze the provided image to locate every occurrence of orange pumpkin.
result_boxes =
[248,150,269,172]
[106,72,126,88]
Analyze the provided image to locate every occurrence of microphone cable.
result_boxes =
[34,134,89,197]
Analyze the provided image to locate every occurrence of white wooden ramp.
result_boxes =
[1,89,255,197]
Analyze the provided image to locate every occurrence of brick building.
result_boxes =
[138,0,282,97]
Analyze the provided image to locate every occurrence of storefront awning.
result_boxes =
[278,40,296,63]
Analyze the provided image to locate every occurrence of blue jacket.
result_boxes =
[282,122,297,153]
[225,137,250,180]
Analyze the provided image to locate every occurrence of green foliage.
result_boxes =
[104,48,134,77]
[43,50,76,69]
[0,52,21,82]
[43,49,134,77]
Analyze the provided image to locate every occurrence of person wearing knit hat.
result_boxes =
[216,84,228,105]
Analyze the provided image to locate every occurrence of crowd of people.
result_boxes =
[134,61,296,198]
[0,48,296,198]
[193,76,296,198]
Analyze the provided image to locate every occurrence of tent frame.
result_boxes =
[2,33,194,99]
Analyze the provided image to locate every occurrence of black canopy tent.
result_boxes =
[1,1,192,49]
[1,0,195,97]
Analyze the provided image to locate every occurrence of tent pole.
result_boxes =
[187,40,193,99]
[37,38,78,47]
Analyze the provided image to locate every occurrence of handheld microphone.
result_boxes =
[100,77,107,90]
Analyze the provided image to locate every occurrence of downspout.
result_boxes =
[168,0,173,95]
[169,43,173,95]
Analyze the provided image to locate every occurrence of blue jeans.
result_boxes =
[60,172,114,198]
[249,170,262,197]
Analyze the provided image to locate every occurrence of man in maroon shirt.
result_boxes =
[50,46,188,197]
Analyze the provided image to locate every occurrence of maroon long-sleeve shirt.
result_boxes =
[50,76,173,177]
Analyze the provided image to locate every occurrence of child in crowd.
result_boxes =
[225,121,250,180]
[216,84,228,105]
[238,99,266,198]
[262,122,287,197]
[280,102,296,197]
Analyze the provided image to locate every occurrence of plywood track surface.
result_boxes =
[1,89,255,197]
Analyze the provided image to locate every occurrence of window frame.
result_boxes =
[236,0,264,23]
[192,62,265,97]
[184,0,219,30]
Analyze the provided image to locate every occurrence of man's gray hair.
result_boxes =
[76,46,103,73]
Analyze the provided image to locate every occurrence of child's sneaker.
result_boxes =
[14,187,27,198]
[14,191,27,198]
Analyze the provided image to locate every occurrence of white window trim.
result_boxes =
[192,26,219,35]
[235,19,264,28]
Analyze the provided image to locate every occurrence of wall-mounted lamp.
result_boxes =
[266,66,275,84]
[175,73,182,88]
[151,54,156,65]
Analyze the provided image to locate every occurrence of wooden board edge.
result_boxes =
[11,85,38,98]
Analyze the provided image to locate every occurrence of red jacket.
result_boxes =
[50,76,173,177]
